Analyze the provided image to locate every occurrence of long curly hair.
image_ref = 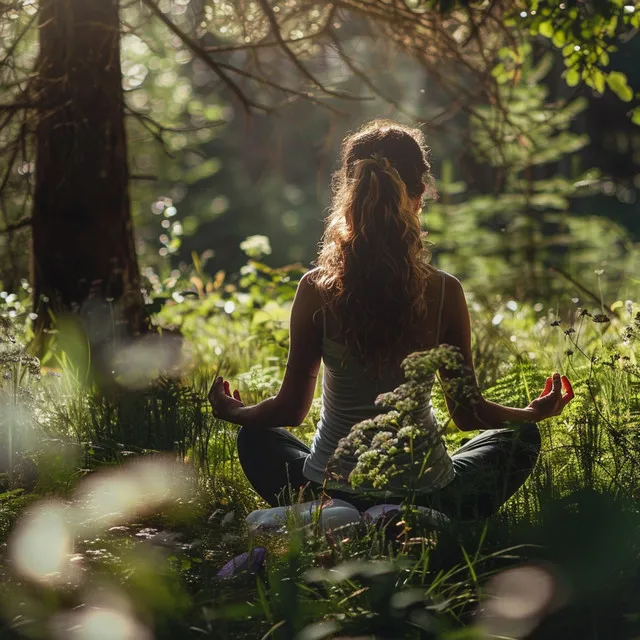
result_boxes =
[313,119,438,378]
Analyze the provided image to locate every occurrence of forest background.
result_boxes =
[1,1,640,639]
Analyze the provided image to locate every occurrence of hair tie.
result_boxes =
[370,152,389,170]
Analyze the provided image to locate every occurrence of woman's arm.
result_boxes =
[439,274,573,431]
[208,271,322,428]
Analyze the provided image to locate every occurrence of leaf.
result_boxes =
[552,29,566,47]
[632,107,640,126]
[606,71,633,102]
[251,310,272,326]
[539,20,554,37]
[183,158,222,184]
[565,68,580,87]
[593,70,605,95]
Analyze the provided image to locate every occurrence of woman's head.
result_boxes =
[340,119,435,201]
[314,119,437,377]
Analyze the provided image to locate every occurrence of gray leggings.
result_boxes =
[236,422,541,520]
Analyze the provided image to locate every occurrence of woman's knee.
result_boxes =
[236,425,262,461]
[515,422,541,466]
[519,422,541,446]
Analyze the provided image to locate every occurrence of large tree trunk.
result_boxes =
[32,0,146,347]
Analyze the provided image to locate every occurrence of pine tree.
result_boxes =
[426,50,638,301]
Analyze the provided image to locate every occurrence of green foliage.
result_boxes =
[427,54,640,299]
[1,265,640,637]
[1,0,640,634]
[511,0,640,104]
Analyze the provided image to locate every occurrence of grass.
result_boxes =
[0,270,639,639]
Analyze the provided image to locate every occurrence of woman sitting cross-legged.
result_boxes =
[208,119,574,521]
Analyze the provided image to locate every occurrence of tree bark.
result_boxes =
[32,0,146,346]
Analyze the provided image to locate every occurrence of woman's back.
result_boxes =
[303,268,455,494]
[215,117,570,515]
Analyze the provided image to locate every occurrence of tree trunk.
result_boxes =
[32,0,146,346]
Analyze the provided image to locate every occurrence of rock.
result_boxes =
[216,547,267,579]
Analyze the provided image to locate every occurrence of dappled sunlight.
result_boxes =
[50,593,152,640]
[0,401,41,454]
[74,473,144,531]
[9,501,77,586]
[480,564,562,639]
[109,333,193,389]
[1,0,640,635]
[9,457,194,588]
[73,456,194,532]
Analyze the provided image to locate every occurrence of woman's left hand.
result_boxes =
[527,372,574,421]
[208,376,245,422]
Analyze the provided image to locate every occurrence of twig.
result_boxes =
[214,61,353,115]
[204,30,325,54]
[125,108,225,133]
[256,0,365,101]
[0,102,40,111]
[0,10,38,66]
[139,0,268,114]
[125,107,176,158]
[0,217,32,234]
[327,31,411,116]
[548,265,621,320]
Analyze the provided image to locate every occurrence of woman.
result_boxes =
[209,119,574,520]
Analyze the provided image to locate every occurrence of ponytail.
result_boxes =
[347,155,415,264]
[314,120,434,378]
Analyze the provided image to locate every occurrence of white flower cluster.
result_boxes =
[330,345,471,490]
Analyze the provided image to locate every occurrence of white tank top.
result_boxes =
[303,270,455,494]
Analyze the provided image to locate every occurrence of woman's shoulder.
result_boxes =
[424,265,463,291]
[295,268,325,330]
[298,267,323,300]
[301,266,321,284]
[440,269,463,290]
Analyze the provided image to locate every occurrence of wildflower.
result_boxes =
[331,345,469,491]
[622,326,635,342]
[239,235,272,259]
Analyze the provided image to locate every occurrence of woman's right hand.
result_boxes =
[208,377,245,422]
[526,372,574,421]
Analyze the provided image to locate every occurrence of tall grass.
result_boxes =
[0,274,639,638]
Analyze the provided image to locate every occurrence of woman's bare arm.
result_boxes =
[209,271,322,428]
[438,274,573,431]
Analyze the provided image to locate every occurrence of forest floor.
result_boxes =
[1,275,640,639]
